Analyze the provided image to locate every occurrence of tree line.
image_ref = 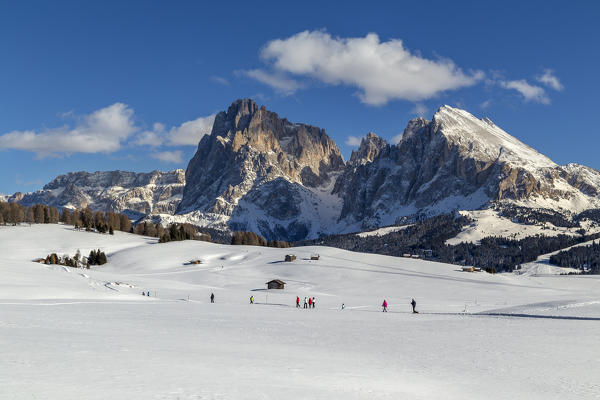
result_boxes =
[0,201,210,243]
[297,212,600,274]
[231,231,292,248]
[549,241,600,274]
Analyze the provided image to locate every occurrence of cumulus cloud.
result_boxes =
[135,123,166,147]
[241,69,302,95]
[500,79,550,104]
[345,135,362,146]
[249,30,483,105]
[536,69,563,91]
[135,115,216,147]
[151,150,184,163]
[0,103,137,156]
[167,115,215,146]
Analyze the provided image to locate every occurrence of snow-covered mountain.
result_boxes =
[333,105,600,231]
[6,99,600,241]
[9,170,185,218]
[173,100,600,240]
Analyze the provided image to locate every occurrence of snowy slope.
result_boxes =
[356,224,411,237]
[434,106,557,170]
[518,238,600,276]
[1,224,599,399]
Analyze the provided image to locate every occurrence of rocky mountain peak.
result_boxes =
[178,99,345,219]
[349,132,389,165]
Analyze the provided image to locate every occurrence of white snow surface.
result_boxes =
[356,224,411,237]
[518,238,600,276]
[1,224,599,399]
[447,208,600,245]
[434,106,557,170]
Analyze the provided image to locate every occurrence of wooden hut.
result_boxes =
[284,254,296,262]
[310,254,320,260]
[266,279,286,289]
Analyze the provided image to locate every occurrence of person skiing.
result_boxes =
[382,299,388,312]
[411,298,417,313]
[308,297,313,308]
[341,303,345,310]
[303,297,308,309]
[296,296,300,308]
[250,296,254,304]
[312,297,316,309]
[210,293,214,303]
[147,291,150,297]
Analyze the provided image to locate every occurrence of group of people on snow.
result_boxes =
[145,290,417,314]
[381,298,418,313]
[296,296,316,309]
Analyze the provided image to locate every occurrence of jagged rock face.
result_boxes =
[177,99,345,239]
[9,100,600,241]
[349,132,389,166]
[333,106,600,230]
[16,170,185,217]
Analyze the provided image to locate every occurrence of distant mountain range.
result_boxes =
[3,170,185,219]
[5,99,600,241]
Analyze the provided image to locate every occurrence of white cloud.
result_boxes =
[411,103,428,117]
[151,150,184,164]
[500,79,550,104]
[391,133,403,145]
[241,69,302,95]
[135,123,166,147]
[253,30,483,105]
[167,115,215,146]
[135,115,216,147]
[480,99,492,109]
[0,103,137,156]
[537,69,563,91]
[211,75,230,86]
[345,135,362,146]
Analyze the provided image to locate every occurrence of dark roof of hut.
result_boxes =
[266,279,286,285]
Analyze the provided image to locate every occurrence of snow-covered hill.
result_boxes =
[1,224,599,399]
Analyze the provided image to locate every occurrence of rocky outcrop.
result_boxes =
[348,132,389,166]
[15,170,185,217]
[176,99,345,240]
[333,105,600,230]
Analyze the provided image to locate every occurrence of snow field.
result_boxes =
[1,224,599,399]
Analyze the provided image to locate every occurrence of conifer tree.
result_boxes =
[26,207,35,225]
[119,214,132,233]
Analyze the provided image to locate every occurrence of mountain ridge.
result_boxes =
[5,99,600,241]
[6,169,185,218]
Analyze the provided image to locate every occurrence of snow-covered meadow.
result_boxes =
[1,225,599,399]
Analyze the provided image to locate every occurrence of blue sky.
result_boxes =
[1,0,599,194]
